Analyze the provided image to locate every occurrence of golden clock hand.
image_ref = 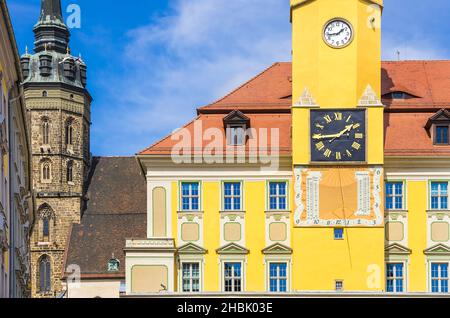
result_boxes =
[312,133,341,140]
[329,125,354,143]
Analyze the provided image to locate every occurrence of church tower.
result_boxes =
[291,0,385,291]
[21,0,91,297]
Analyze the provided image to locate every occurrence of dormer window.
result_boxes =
[425,109,450,145]
[436,126,449,145]
[228,125,245,146]
[383,91,408,100]
[108,258,120,272]
[223,110,250,146]
[392,92,406,99]
[39,54,52,77]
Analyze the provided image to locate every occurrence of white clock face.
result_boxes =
[323,19,354,48]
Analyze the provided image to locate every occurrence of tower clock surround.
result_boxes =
[310,109,367,163]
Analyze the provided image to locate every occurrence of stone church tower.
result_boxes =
[21,0,91,297]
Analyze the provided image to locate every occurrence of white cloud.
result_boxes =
[92,0,449,155]
[95,0,291,155]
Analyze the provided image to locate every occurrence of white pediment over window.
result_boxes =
[424,244,450,256]
[216,243,249,255]
[262,243,293,255]
[178,243,208,255]
[385,243,412,255]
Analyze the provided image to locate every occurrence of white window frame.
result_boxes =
[267,261,290,293]
[430,181,449,211]
[219,257,245,293]
[180,262,201,293]
[385,181,405,211]
[222,181,243,211]
[386,262,405,293]
[180,181,201,212]
[429,261,449,293]
[267,181,289,211]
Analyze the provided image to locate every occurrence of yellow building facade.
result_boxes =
[126,0,450,295]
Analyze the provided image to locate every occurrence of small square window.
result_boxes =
[335,280,344,292]
[334,228,344,240]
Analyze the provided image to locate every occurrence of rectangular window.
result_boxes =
[181,182,200,211]
[431,263,449,293]
[334,228,344,240]
[224,262,242,292]
[385,182,404,210]
[269,263,288,292]
[431,182,448,210]
[269,182,288,211]
[182,263,200,293]
[386,263,404,293]
[223,182,242,211]
[335,280,344,292]
[228,126,245,146]
[436,126,449,145]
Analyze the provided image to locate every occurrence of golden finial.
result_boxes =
[44,43,47,52]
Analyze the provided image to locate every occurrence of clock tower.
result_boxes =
[290,0,385,291]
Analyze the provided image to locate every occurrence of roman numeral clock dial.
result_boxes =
[311,110,366,162]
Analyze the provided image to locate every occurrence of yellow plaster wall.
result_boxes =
[291,0,385,291]
[407,181,428,292]
[172,180,269,292]
[292,227,384,291]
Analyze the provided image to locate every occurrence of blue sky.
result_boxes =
[7,0,450,156]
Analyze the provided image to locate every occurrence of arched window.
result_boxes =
[42,216,50,238]
[65,119,74,145]
[42,91,48,97]
[39,255,51,293]
[67,161,73,183]
[38,204,54,242]
[42,118,50,145]
[41,161,51,182]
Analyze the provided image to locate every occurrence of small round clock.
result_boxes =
[323,18,354,49]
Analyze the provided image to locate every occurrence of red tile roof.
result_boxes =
[140,61,450,157]
[139,113,292,156]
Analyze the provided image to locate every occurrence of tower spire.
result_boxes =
[33,0,70,54]
[39,0,64,23]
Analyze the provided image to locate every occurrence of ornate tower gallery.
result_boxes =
[21,0,91,297]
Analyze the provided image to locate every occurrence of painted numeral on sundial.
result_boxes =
[324,149,332,158]
[346,150,353,158]
[355,133,364,139]
[324,115,332,123]
[336,152,342,161]
[334,112,343,121]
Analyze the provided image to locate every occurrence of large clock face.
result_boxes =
[310,110,366,162]
[323,18,354,48]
